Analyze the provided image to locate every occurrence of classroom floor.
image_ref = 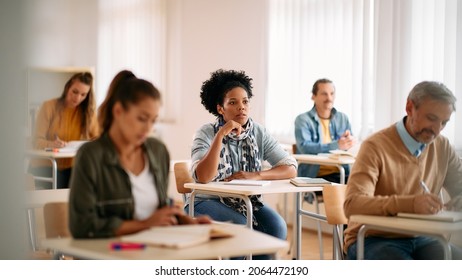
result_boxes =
[279,226,334,260]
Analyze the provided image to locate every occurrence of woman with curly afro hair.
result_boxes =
[186,69,298,259]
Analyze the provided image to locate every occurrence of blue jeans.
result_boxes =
[185,199,287,260]
[347,236,462,260]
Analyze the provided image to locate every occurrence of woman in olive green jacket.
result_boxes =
[69,70,209,238]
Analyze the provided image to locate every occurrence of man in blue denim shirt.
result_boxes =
[294,79,354,189]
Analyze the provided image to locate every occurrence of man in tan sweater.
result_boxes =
[344,81,462,259]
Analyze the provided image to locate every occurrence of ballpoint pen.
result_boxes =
[420,181,431,194]
[420,180,444,210]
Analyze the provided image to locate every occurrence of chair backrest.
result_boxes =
[292,144,297,154]
[43,202,70,238]
[322,184,348,225]
[174,161,193,194]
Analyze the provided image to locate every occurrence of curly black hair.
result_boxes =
[200,69,253,117]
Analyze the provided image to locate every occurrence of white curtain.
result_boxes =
[374,0,461,149]
[266,0,371,143]
[97,0,167,112]
[267,0,461,151]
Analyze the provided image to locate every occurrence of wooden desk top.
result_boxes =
[41,224,289,260]
[350,214,462,235]
[293,154,355,165]
[26,149,77,159]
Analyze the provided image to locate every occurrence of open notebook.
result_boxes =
[121,224,233,249]
[397,211,462,222]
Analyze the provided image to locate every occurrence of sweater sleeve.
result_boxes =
[442,141,462,211]
[344,137,415,217]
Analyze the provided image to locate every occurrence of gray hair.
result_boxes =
[408,81,456,111]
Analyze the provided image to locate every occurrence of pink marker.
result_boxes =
[110,242,146,250]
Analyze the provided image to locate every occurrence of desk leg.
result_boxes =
[357,225,367,260]
[332,225,344,260]
[295,192,302,259]
[422,235,452,259]
[243,196,253,229]
[27,156,58,189]
[26,208,38,251]
[243,196,253,260]
[337,165,345,185]
[436,237,452,260]
[189,191,196,218]
[50,158,58,189]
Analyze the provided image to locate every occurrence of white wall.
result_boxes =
[25,0,98,76]
[160,0,269,161]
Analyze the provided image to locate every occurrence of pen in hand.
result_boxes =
[420,181,444,213]
[420,181,431,194]
[54,134,67,148]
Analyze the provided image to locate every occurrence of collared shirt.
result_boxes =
[294,106,352,177]
[396,117,426,157]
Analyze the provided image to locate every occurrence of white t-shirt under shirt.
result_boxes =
[125,155,159,220]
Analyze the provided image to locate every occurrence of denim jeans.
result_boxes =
[185,199,287,260]
[346,236,462,260]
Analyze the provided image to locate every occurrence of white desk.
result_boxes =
[25,189,70,251]
[41,223,289,260]
[26,150,77,189]
[184,180,326,259]
[292,154,355,259]
[293,154,355,184]
[350,214,462,260]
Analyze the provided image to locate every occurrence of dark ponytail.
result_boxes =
[98,70,161,134]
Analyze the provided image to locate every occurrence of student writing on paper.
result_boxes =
[186,69,297,259]
[29,72,99,189]
[69,70,210,238]
[294,78,355,203]
[344,81,462,260]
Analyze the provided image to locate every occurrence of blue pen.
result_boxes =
[110,242,146,250]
